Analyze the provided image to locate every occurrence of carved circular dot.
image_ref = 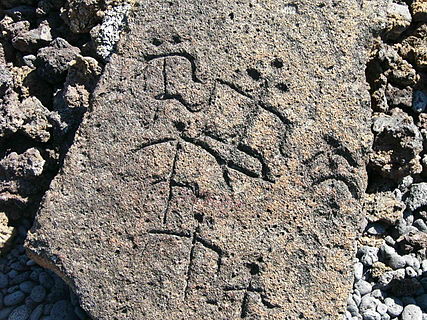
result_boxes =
[272,58,284,68]
[276,83,289,92]
[246,68,261,81]
[151,38,163,46]
[174,121,185,131]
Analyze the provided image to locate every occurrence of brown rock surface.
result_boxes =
[26,1,385,319]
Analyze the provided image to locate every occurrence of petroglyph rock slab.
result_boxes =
[26,1,385,319]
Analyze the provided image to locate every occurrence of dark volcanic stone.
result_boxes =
[26,0,386,319]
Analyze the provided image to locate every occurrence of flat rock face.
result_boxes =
[26,1,384,319]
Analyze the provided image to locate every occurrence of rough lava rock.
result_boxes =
[26,1,386,319]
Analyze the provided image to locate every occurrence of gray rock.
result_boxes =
[414,219,427,232]
[19,281,36,294]
[363,310,381,320]
[355,280,373,295]
[3,291,26,306]
[377,303,388,315]
[402,305,423,320]
[35,38,80,84]
[354,262,364,281]
[387,254,406,269]
[384,297,403,317]
[360,296,380,313]
[37,273,53,289]
[384,3,412,40]
[407,183,427,211]
[359,246,379,266]
[371,109,423,181]
[61,0,105,34]
[30,286,46,303]
[89,3,130,61]
[11,20,52,53]
[29,304,43,320]
[8,305,31,320]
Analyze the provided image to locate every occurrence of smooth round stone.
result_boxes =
[362,310,381,320]
[10,272,30,286]
[19,282,36,294]
[388,254,406,269]
[359,246,379,266]
[360,296,379,313]
[380,313,390,320]
[29,271,41,283]
[402,304,422,320]
[0,273,8,289]
[354,262,364,281]
[30,305,44,320]
[348,297,359,316]
[4,291,26,306]
[384,297,403,317]
[414,219,427,232]
[377,303,388,315]
[354,294,362,306]
[30,286,46,303]
[8,305,31,320]
[38,273,53,289]
[355,280,373,295]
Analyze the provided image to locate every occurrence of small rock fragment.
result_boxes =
[384,3,412,40]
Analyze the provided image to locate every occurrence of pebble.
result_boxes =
[354,262,364,281]
[30,305,43,320]
[387,254,406,269]
[355,280,373,296]
[30,286,46,303]
[402,304,423,320]
[38,273,53,290]
[359,246,379,266]
[360,296,379,313]
[362,309,381,320]
[8,305,31,320]
[19,282,36,294]
[377,303,388,315]
[414,219,427,232]
[4,291,26,306]
[384,297,403,317]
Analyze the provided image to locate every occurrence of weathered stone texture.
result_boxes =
[26,1,385,319]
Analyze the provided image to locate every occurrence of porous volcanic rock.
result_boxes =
[26,1,386,319]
